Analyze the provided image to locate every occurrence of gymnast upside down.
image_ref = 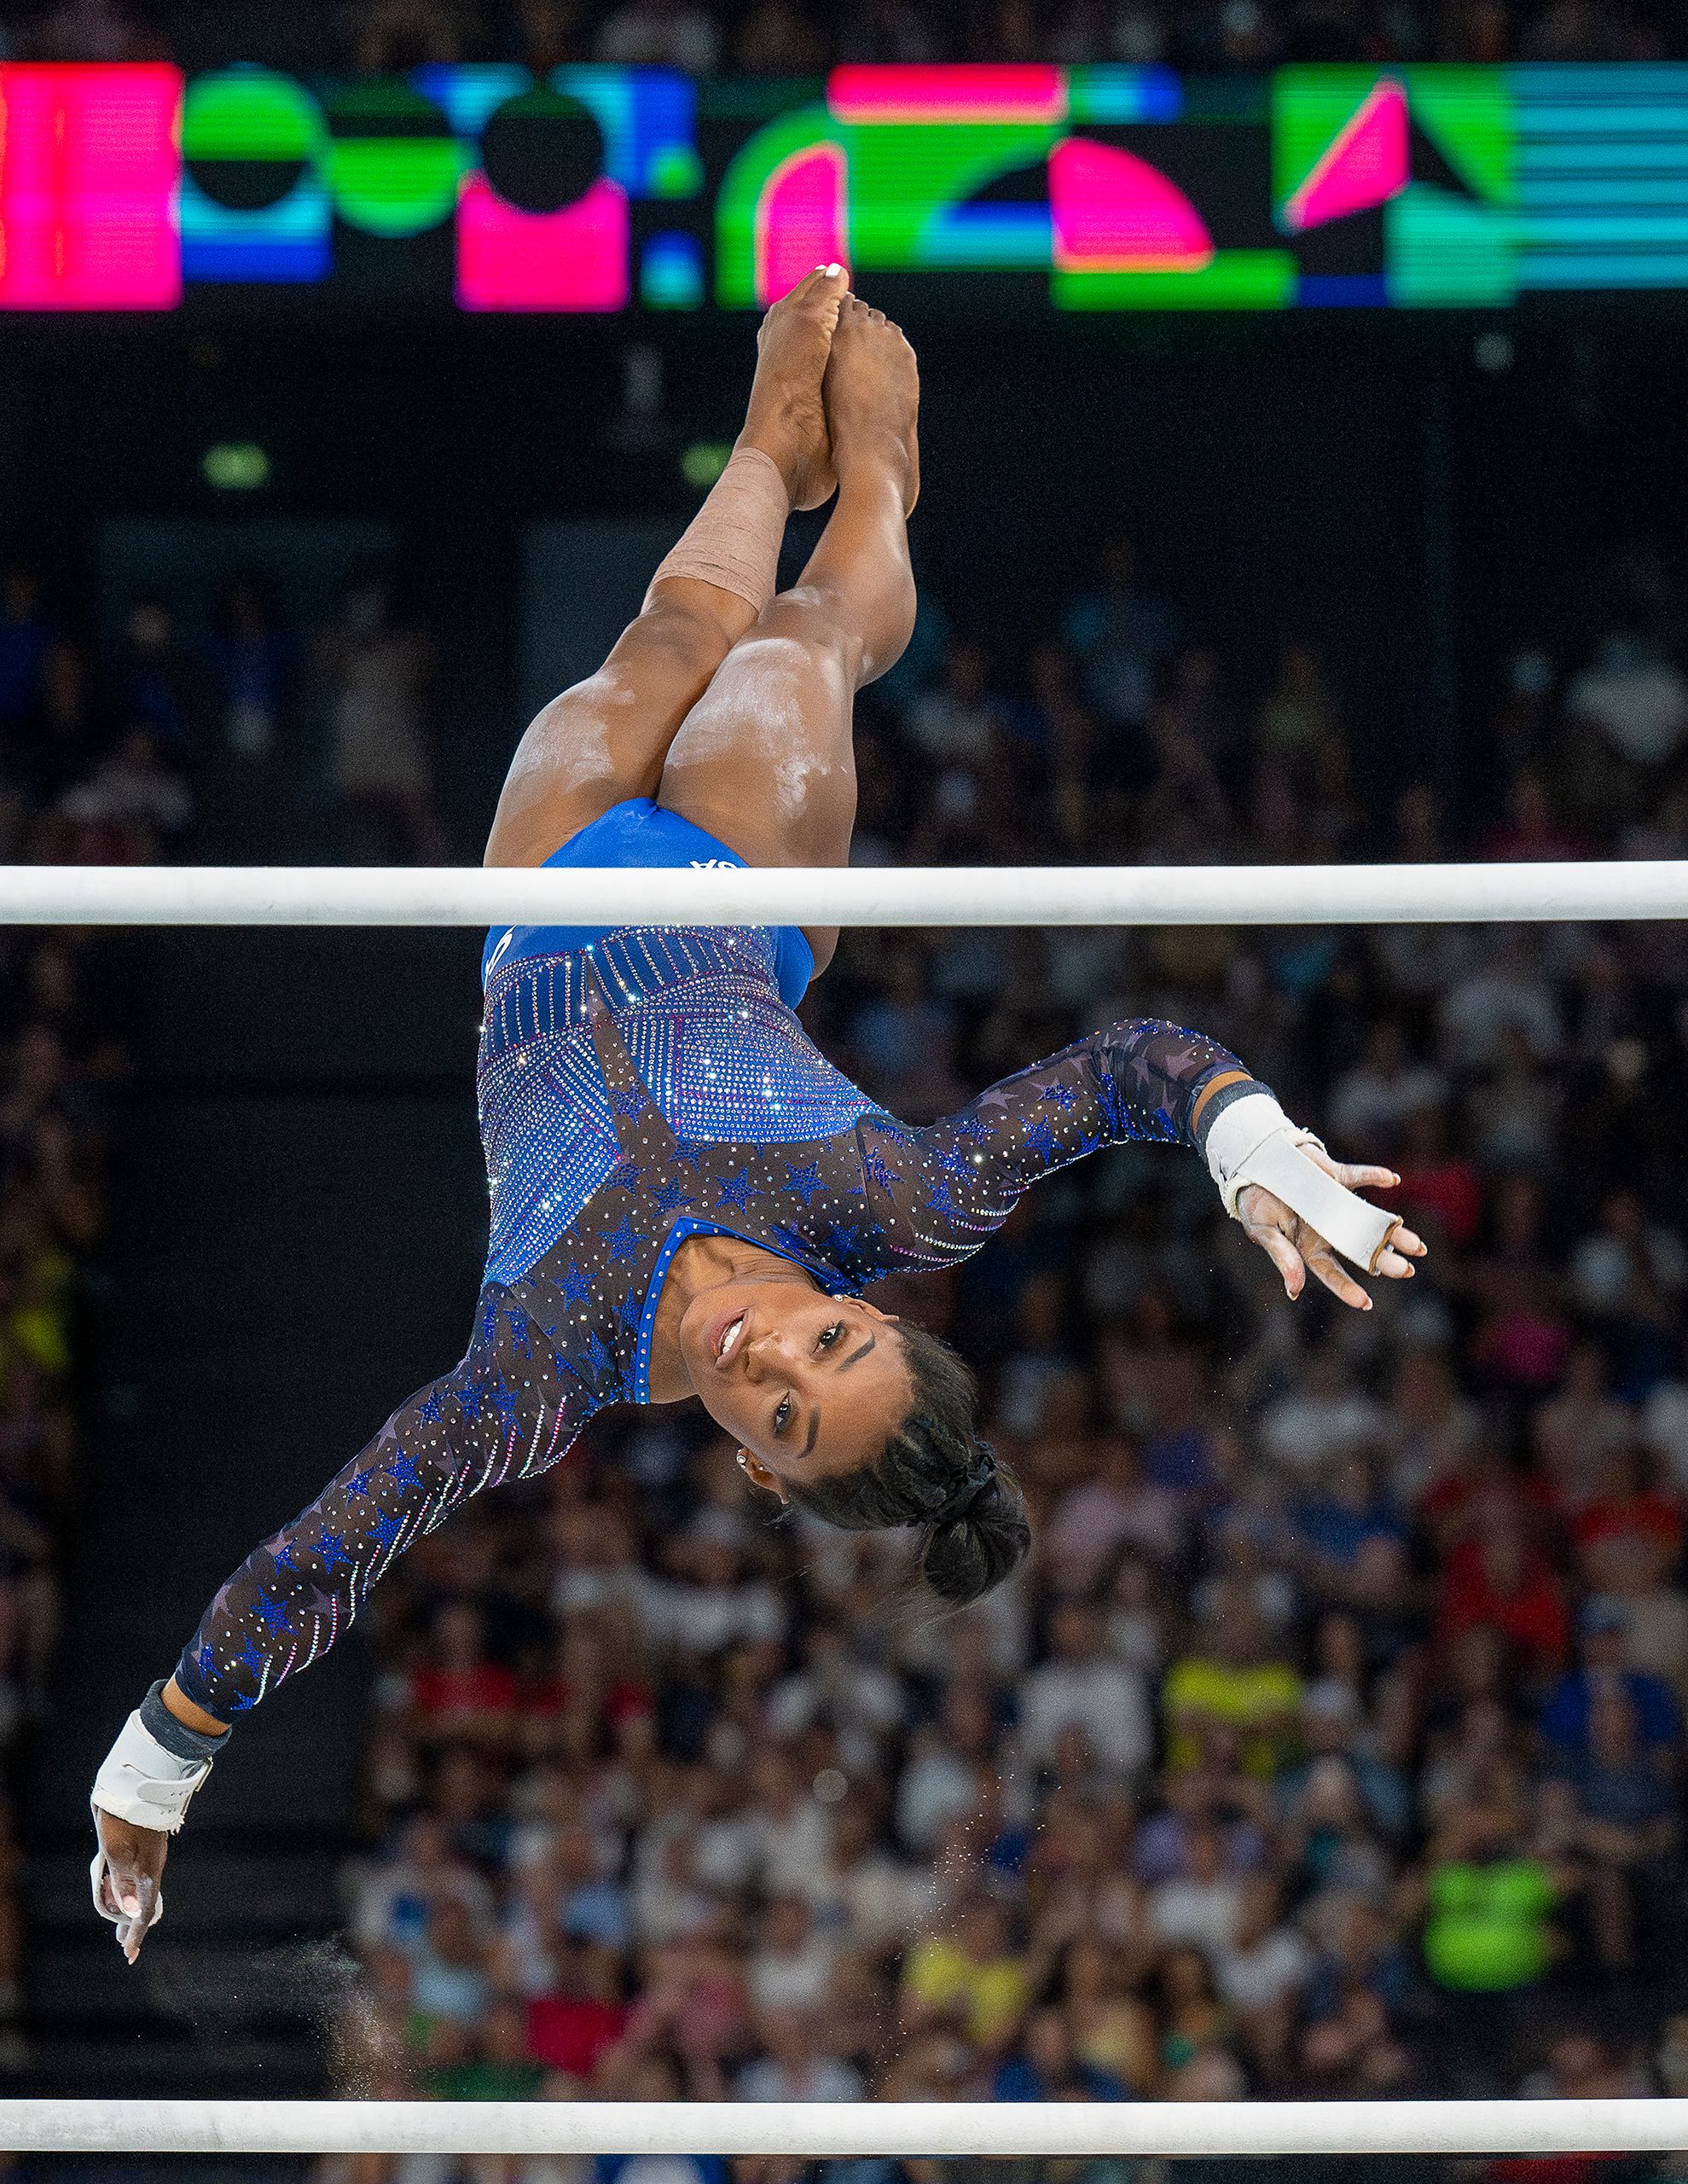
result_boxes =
[90,273,1425,1958]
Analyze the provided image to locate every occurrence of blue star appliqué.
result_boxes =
[1040,1080,1080,1112]
[253,1593,293,1635]
[457,1381,484,1423]
[611,1086,645,1121]
[481,1295,501,1343]
[561,1260,591,1304]
[1023,1118,1059,1165]
[419,1388,445,1426]
[583,1330,611,1375]
[371,1510,405,1554]
[937,1142,975,1180]
[770,1223,812,1259]
[825,1221,861,1260]
[194,1641,218,1687]
[782,1159,823,1206]
[271,1543,302,1577]
[927,1182,960,1222]
[618,1289,643,1335]
[554,1350,597,1396]
[862,1149,899,1192]
[386,1453,424,1492]
[606,1159,645,1193]
[653,1177,692,1214]
[504,1309,534,1360]
[316,1531,352,1572]
[238,1634,270,1676]
[670,1140,710,1174]
[714,1166,756,1212]
[345,1467,380,1500]
[603,1216,640,1263]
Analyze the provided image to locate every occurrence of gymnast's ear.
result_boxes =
[739,1449,786,1499]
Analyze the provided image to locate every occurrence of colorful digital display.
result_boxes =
[3,60,1687,311]
[0,66,181,308]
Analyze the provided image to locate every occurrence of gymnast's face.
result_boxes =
[676,1279,911,1490]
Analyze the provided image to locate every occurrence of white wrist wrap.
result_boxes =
[91,1705,212,1833]
[1204,1091,1401,1275]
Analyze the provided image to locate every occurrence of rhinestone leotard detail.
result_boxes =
[173,926,1256,1722]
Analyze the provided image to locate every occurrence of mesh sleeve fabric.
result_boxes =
[856,1019,1256,1277]
[171,1286,583,1724]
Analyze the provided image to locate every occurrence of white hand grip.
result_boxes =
[1238,1130,1401,1274]
[1205,1091,1401,1274]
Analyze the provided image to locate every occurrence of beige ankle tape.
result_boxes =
[650,446,789,613]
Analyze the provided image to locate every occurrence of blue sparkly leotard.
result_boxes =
[173,921,1262,1722]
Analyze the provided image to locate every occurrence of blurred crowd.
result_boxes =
[2,0,1682,82]
[0,569,146,2069]
[307,530,1688,2175]
[0,562,444,869]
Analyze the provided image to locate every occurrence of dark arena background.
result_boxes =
[8,3,1688,2176]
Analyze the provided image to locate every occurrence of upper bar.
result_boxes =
[3,2096,1687,2157]
[0,861,1683,926]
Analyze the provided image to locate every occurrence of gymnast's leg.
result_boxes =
[654,295,920,974]
[482,265,848,870]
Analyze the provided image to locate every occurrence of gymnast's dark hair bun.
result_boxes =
[918,1456,1032,1607]
[780,1319,1032,1607]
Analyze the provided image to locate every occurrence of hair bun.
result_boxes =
[921,1460,1031,1608]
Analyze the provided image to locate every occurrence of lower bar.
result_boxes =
[1,2097,1686,2158]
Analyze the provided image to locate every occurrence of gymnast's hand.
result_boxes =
[1237,1149,1426,1310]
[93,1807,168,1964]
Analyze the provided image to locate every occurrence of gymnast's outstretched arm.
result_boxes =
[862,1016,1425,1304]
[90,1290,583,1960]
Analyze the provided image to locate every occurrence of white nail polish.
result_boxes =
[824,263,842,276]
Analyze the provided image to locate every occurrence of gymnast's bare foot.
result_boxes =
[740,264,849,513]
[823,293,920,516]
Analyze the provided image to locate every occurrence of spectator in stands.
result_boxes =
[1064,537,1183,733]
[207,575,292,765]
[318,572,443,865]
[1021,1601,1152,1781]
[595,0,722,69]
[1540,1597,1681,1761]
[0,565,50,731]
[1420,1794,1562,2088]
[1163,1591,1302,1776]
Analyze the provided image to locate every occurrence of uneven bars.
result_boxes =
[4,2098,1688,2157]
[0,860,1682,927]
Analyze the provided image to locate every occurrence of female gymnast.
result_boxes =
[90,272,1424,1958]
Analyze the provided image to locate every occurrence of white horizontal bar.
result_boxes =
[0,860,1683,927]
[3,2098,1688,2158]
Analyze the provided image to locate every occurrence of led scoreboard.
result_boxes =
[2,60,1685,313]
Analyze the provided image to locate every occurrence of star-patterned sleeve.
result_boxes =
[853,1018,1259,1277]
[171,1286,585,1724]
